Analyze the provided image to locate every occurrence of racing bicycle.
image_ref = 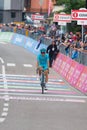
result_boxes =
[36,68,46,94]
[40,69,46,94]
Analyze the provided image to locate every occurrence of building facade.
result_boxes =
[0,0,24,23]
[24,0,56,14]
[0,0,56,23]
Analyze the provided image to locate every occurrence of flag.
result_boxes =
[48,0,53,16]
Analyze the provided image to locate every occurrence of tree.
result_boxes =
[55,0,86,33]
[56,0,85,13]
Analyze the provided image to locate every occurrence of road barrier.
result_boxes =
[0,32,47,56]
[53,53,87,94]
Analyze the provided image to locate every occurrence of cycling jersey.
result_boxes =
[37,53,49,70]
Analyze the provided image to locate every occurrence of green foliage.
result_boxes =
[67,22,81,33]
[56,0,69,5]
[55,0,86,33]
[56,0,86,13]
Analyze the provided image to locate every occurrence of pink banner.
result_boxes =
[70,63,84,86]
[66,60,78,82]
[82,77,87,93]
[59,55,67,74]
[48,0,53,16]
[62,57,72,78]
[76,66,87,93]
[52,52,87,94]
[53,53,63,72]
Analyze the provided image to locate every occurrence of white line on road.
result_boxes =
[0,57,4,64]
[1,112,8,117]
[0,95,86,103]
[0,41,7,44]
[7,63,16,67]
[0,57,9,123]
[4,103,9,107]
[0,118,5,122]
[0,91,86,99]
[23,64,33,67]
[3,108,9,112]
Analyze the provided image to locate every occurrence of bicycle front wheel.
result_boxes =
[42,84,44,94]
[41,72,45,94]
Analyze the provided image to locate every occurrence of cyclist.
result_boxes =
[36,48,49,89]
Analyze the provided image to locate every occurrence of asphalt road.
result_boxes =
[0,42,87,130]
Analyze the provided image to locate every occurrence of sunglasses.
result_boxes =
[41,52,45,54]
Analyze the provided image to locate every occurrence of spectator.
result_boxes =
[46,40,58,67]
[36,34,44,49]
[83,42,87,51]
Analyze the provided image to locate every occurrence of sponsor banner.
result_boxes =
[0,32,13,42]
[0,32,47,56]
[31,14,44,20]
[82,76,87,93]
[53,53,64,72]
[75,66,87,93]
[66,60,78,82]
[11,33,25,47]
[62,57,72,78]
[70,63,84,86]
[12,34,47,55]
[24,37,47,55]
[53,52,87,94]
[77,20,87,25]
[48,0,52,16]
[59,55,67,74]
[24,37,35,52]
[53,14,71,23]
[71,10,87,20]
[58,22,66,25]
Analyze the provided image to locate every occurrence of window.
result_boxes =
[11,12,16,18]
[25,0,31,7]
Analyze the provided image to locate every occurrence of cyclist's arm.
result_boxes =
[36,55,40,69]
[47,54,50,69]
[36,61,39,68]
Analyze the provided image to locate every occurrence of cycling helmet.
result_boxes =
[40,48,46,53]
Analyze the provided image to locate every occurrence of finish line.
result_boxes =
[0,95,86,103]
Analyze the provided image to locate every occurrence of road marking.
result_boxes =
[0,88,77,95]
[0,57,4,64]
[1,112,8,117]
[0,95,86,103]
[23,64,32,67]
[4,103,9,107]
[3,108,8,112]
[0,57,9,123]
[0,92,86,99]
[0,118,5,122]
[7,63,16,67]
[0,41,7,44]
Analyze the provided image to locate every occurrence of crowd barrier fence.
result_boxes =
[53,53,87,95]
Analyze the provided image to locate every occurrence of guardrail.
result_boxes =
[53,53,87,95]
[59,44,87,66]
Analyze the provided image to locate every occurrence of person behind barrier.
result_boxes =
[36,48,49,89]
[46,40,58,67]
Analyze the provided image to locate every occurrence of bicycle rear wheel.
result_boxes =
[42,84,44,94]
[41,72,45,94]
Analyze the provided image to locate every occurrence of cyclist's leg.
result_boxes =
[38,66,42,76]
[44,69,49,83]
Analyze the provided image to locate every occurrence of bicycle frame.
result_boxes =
[40,70,46,94]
